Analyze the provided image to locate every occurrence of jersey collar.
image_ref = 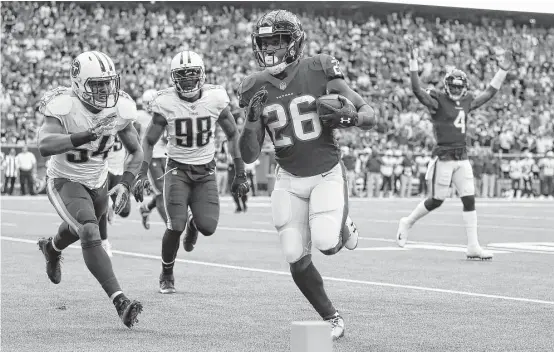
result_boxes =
[262,61,301,91]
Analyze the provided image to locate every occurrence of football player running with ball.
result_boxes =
[133,50,249,294]
[36,51,144,328]
[396,40,513,260]
[238,10,374,340]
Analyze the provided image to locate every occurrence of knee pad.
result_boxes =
[461,195,475,211]
[279,228,307,263]
[194,217,218,237]
[424,197,444,211]
[78,222,101,245]
[310,183,344,252]
[167,218,187,233]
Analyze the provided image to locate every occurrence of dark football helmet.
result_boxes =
[251,10,306,75]
[444,69,469,101]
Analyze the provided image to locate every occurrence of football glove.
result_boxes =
[317,96,359,128]
[131,162,150,203]
[108,183,130,215]
[246,88,268,122]
[231,158,250,197]
[90,113,118,138]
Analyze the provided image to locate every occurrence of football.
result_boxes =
[316,94,356,116]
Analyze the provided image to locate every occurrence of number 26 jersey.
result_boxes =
[39,87,136,189]
[148,85,230,165]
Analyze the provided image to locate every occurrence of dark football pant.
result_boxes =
[148,158,166,196]
[47,178,109,234]
[164,158,220,235]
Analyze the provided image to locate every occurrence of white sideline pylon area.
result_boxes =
[291,321,332,352]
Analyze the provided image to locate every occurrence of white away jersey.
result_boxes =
[539,158,554,176]
[509,159,522,179]
[107,134,125,175]
[136,108,167,159]
[148,84,229,165]
[39,87,136,188]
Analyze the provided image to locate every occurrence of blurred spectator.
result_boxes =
[2,148,18,195]
[15,145,36,195]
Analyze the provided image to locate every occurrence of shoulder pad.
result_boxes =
[308,54,344,80]
[237,74,259,108]
[38,87,73,117]
[208,85,230,111]
[147,87,174,115]
[116,91,137,121]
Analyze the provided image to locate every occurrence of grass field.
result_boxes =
[2,195,554,352]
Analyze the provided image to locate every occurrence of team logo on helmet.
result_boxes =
[71,60,81,78]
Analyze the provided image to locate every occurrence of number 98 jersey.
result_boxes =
[238,54,343,177]
[39,87,136,189]
[148,85,230,165]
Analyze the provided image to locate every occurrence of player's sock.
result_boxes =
[99,214,108,241]
[147,197,157,211]
[155,195,168,223]
[406,200,431,226]
[81,240,122,298]
[51,223,78,252]
[161,229,181,274]
[241,195,247,211]
[462,210,479,247]
[290,256,336,319]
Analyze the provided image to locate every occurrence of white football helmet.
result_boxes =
[70,51,120,109]
[141,89,157,105]
[170,50,206,98]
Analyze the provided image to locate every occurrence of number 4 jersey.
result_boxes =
[428,89,474,159]
[148,84,229,165]
[39,87,136,189]
[238,54,342,177]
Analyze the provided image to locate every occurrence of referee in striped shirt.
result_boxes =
[3,148,17,195]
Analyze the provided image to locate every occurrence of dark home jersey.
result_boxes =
[428,89,475,160]
[239,54,343,177]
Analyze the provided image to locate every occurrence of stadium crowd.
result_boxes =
[1,2,553,198]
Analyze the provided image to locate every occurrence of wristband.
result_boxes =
[234,158,246,175]
[70,130,96,147]
[119,171,135,190]
[490,69,507,89]
[409,59,419,72]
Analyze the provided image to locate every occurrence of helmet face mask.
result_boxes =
[71,51,120,110]
[170,51,206,98]
[252,10,306,75]
[444,70,468,101]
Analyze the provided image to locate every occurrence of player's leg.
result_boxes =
[453,160,492,260]
[396,158,449,247]
[159,163,190,293]
[309,163,357,254]
[272,178,343,340]
[186,173,220,252]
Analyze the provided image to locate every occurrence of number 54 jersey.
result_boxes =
[39,87,136,189]
[238,54,342,177]
[147,85,230,165]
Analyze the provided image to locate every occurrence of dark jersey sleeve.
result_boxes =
[311,54,345,81]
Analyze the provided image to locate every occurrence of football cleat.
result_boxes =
[396,217,412,248]
[159,272,176,294]
[183,212,199,252]
[37,237,63,284]
[344,215,359,250]
[138,203,151,230]
[114,296,143,328]
[325,312,345,341]
[102,239,113,257]
[466,246,493,261]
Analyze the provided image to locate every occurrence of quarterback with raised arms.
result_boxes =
[238,10,375,340]
[396,40,514,260]
[36,51,143,328]
[133,50,249,294]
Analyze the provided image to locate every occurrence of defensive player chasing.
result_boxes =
[396,41,513,260]
[238,10,373,340]
[135,89,169,229]
[98,133,131,257]
[133,50,249,294]
[36,51,143,327]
